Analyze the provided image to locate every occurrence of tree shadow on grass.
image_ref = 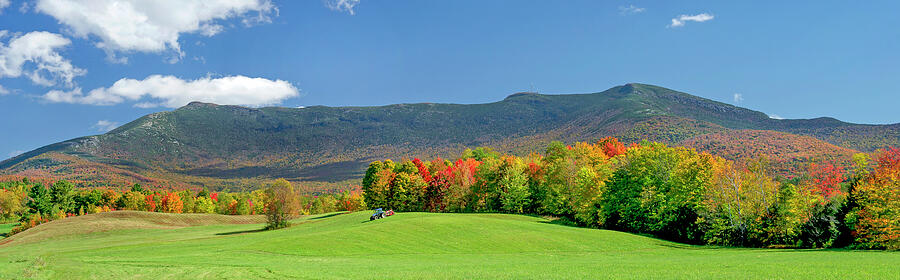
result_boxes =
[310,212,348,220]
[216,228,267,236]
[536,216,579,228]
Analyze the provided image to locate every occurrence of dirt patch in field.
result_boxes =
[0,211,265,246]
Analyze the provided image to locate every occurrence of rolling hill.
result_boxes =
[2,83,898,191]
[0,211,897,279]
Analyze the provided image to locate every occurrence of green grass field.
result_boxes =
[0,211,897,279]
[0,222,15,239]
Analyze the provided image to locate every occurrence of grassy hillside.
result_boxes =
[2,83,897,191]
[0,211,897,279]
[0,223,14,239]
[0,212,263,246]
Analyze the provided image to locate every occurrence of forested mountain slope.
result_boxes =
[2,84,897,191]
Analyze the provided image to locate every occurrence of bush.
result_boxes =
[10,213,50,235]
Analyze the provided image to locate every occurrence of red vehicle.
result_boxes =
[370,208,395,220]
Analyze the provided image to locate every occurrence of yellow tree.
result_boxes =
[265,179,299,230]
[849,148,900,249]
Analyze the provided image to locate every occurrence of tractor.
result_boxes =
[370,208,395,220]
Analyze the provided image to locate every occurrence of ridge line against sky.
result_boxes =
[1,0,899,159]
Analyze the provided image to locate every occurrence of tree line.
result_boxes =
[0,179,365,235]
[362,137,899,249]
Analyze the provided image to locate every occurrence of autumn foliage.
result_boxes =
[2,138,897,250]
[364,139,900,249]
[159,192,184,213]
[265,179,299,230]
[808,163,845,199]
[598,137,626,157]
[848,147,900,249]
[1,178,366,236]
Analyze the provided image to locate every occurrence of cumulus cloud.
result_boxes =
[0,0,10,12]
[0,84,9,95]
[733,93,743,103]
[44,75,300,108]
[92,120,120,132]
[325,0,360,15]
[35,0,277,62]
[0,31,86,87]
[669,13,714,28]
[619,5,645,15]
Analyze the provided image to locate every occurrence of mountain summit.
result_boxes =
[3,84,898,191]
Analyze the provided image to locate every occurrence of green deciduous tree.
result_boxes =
[117,191,147,211]
[193,196,217,213]
[602,142,715,244]
[26,184,53,216]
[500,157,530,214]
[49,180,76,213]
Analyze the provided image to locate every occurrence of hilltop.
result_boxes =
[2,84,898,191]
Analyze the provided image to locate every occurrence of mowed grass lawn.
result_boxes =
[0,211,897,279]
[0,222,15,239]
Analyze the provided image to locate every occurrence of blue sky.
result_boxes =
[1,0,899,160]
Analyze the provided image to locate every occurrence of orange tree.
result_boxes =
[848,148,900,249]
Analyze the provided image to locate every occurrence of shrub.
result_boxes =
[10,213,50,235]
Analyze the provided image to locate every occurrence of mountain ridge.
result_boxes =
[3,83,898,191]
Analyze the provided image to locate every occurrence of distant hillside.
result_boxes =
[2,83,897,191]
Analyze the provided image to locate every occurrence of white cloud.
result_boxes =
[92,120,119,132]
[0,0,10,12]
[0,31,86,87]
[668,13,714,28]
[44,75,300,108]
[35,0,277,62]
[193,56,206,64]
[7,150,24,159]
[768,114,784,120]
[19,1,30,13]
[619,5,645,15]
[325,0,360,15]
[733,93,743,103]
[0,84,8,95]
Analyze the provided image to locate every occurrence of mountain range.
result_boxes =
[3,83,898,192]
